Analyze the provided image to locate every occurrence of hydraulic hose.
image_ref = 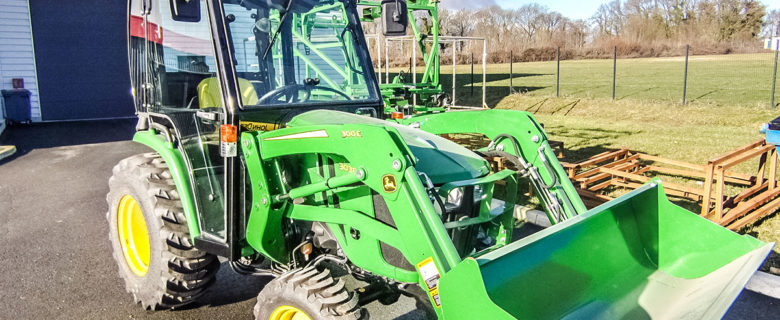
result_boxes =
[489,134,557,189]
[536,146,558,189]
[481,145,566,223]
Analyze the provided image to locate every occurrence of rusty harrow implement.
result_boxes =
[562,139,779,230]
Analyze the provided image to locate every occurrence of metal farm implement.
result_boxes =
[563,139,780,230]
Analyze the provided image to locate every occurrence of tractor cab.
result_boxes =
[131,0,382,113]
[129,0,405,256]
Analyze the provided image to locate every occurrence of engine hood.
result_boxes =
[286,110,490,184]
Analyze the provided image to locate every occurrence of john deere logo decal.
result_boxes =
[382,174,397,193]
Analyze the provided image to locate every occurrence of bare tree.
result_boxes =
[763,9,780,37]
[515,3,545,44]
[431,0,772,63]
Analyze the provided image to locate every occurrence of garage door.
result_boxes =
[30,0,135,120]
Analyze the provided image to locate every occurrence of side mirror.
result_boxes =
[170,0,201,22]
[381,0,408,37]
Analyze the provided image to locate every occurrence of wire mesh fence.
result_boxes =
[424,43,780,109]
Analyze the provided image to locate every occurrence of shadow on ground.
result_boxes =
[0,118,137,162]
[174,262,271,310]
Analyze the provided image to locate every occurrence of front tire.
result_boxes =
[254,267,364,320]
[106,153,219,310]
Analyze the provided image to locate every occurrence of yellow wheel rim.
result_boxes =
[117,195,151,277]
[269,305,312,320]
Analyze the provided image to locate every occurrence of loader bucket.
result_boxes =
[437,181,773,320]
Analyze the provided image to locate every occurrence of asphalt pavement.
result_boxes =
[0,119,776,319]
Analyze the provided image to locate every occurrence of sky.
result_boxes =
[440,0,780,21]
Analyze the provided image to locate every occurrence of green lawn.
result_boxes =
[430,53,778,108]
[496,95,774,164]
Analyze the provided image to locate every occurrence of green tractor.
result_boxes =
[108,0,773,319]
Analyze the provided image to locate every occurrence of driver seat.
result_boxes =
[197,77,259,108]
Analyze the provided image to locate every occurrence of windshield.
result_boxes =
[221,0,379,108]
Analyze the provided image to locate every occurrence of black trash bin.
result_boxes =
[1,89,32,124]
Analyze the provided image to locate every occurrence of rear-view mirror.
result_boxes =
[170,0,201,22]
[381,0,408,37]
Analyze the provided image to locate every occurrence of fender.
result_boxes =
[133,130,201,238]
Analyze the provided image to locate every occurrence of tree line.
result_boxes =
[366,0,779,64]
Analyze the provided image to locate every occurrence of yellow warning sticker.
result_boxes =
[429,288,441,308]
[416,257,440,291]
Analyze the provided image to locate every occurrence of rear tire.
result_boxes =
[106,152,219,310]
[254,267,364,320]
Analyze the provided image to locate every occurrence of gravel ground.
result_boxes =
[0,119,775,319]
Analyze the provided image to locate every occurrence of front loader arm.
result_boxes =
[240,124,461,284]
[397,109,587,222]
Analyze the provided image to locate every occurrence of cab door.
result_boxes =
[129,0,231,253]
[128,0,151,114]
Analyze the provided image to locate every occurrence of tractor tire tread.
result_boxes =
[254,268,364,320]
[107,153,219,311]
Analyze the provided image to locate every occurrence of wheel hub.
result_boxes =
[270,305,312,320]
[117,195,151,276]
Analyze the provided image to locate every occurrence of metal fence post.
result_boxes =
[482,40,487,108]
[452,41,456,106]
[772,39,778,109]
[510,50,514,93]
[471,52,474,96]
[412,39,416,106]
[556,47,560,97]
[683,44,689,105]
[612,46,617,100]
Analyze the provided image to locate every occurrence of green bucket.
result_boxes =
[437,180,773,319]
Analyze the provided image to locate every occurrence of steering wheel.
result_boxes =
[258,84,352,104]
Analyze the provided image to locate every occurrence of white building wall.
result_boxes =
[0,0,41,121]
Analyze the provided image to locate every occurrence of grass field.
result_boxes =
[426,53,779,108]
[498,95,775,164]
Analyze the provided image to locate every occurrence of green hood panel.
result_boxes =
[287,110,490,184]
